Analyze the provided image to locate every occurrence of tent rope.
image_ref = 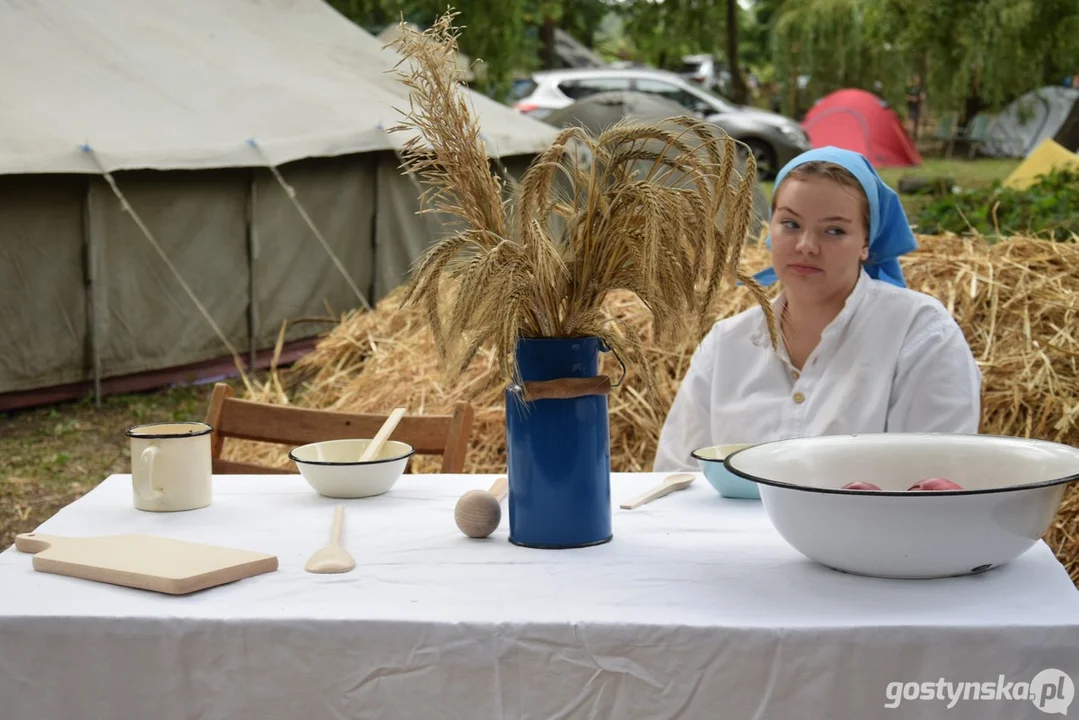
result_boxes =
[81,145,252,388]
[246,139,372,311]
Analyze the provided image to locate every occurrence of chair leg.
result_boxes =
[440,402,475,474]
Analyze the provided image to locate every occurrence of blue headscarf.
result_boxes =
[753,146,917,288]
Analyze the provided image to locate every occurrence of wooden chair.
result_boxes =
[959,112,996,159]
[931,111,960,157]
[202,383,475,474]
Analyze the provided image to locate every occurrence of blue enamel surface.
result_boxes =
[506,336,612,548]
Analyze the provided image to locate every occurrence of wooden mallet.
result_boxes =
[455,476,508,538]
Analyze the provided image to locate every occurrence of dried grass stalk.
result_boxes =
[385,12,777,405]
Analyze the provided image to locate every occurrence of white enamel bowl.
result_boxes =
[289,439,414,498]
[722,433,1079,579]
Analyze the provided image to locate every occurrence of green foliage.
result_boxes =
[328,0,616,102]
[772,0,909,114]
[618,0,759,72]
[556,0,610,51]
[329,0,1078,117]
[771,0,1079,118]
[593,12,632,61]
[912,169,1079,241]
[619,0,722,70]
[328,0,535,102]
[738,2,773,72]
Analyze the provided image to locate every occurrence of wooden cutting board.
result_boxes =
[14,532,279,595]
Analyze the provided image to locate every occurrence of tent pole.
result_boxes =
[83,180,102,407]
[246,171,259,371]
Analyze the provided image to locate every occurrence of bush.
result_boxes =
[912,169,1079,241]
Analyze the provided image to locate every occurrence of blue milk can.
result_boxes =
[505,336,613,548]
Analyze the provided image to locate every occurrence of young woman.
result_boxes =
[653,146,981,472]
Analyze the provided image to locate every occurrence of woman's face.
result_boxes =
[769,176,869,306]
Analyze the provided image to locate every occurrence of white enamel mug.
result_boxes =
[126,421,213,512]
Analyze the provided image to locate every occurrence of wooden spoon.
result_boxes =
[619,473,696,510]
[359,407,406,462]
[305,504,355,574]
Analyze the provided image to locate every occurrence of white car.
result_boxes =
[679,54,729,94]
[511,67,811,178]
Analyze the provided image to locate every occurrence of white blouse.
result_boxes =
[653,269,983,472]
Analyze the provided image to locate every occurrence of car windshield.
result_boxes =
[690,83,738,112]
[511,78,537,100]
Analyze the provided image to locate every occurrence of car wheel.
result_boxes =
[743,139,778,180]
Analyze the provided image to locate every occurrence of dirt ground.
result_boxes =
[0,379,246,551]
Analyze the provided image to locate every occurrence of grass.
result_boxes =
[0,380,246,551]
[760,156,1021,221]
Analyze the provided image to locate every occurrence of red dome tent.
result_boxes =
[801,89,923,167]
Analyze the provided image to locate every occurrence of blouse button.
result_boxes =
[792,370,800,379]
[793,391,806,404]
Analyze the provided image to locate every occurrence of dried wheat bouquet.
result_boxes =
[387,12,777,406]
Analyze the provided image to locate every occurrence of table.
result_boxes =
[2,473,1078,720]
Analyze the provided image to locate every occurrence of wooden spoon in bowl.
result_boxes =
[359,407,407,462]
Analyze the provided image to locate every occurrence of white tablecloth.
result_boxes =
[2,473,1078,720]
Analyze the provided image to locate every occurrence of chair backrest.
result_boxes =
[931,112,958,139]
[966,113,995,141]
[203,383,475,474]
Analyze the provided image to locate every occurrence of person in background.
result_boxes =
[906,76,926,139]
[653,147,981,472]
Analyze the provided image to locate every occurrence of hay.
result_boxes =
[226,234,1079,583]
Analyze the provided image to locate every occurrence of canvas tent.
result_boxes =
[1003,138,1079,190]
[801,89,922,167]
[981,86,1079,158]
[0,0,556,410]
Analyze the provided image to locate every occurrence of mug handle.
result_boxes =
[135,445,164,501]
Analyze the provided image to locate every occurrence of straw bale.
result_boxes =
[226,234,1079,583]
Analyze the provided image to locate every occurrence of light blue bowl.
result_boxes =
[692,444,760,499]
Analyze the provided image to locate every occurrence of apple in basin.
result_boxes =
[841,481,882,491]
[907,478,964,491]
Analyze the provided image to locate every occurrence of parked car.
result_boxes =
[541,90,773,230]
[512,67,812,178]
[679,54,729,95]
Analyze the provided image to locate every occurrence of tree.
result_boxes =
[328,0,535,102]
[328,0,615,102]
[619,0,753,100]
[739,0,783,72]
[771,0,1079,123]
[726,0,749,104]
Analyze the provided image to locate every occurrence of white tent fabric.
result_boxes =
[0,0,555,402]
[0,0,557,175]
[981,86,1079,158]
